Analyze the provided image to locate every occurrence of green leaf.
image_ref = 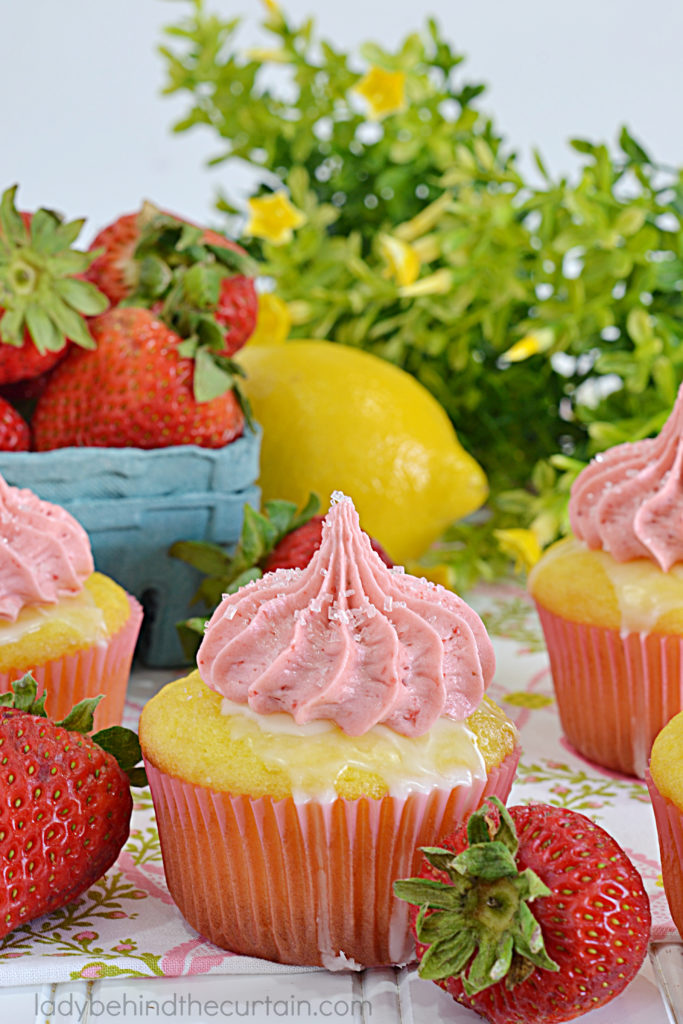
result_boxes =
[240,504,279,566]
[54,276,109,316]
[136,255,174,299]
[169,539,232,575]
[193,346,234,401]
[0,186,28,246]
[0,673,47,715]
[175,617,207,663]
[92,725,143,771]
[290,492,321,529]
[225,566,262,592]
[452,841,518,880]
[393,876,465,910]
[125,766,149,788]
[0,307,25,346]
[419,927,477,981]
[25,302,65,353]
[619,125,651,165]
[29,208,61,253]
[57,696,103,734]
[183,262,221,308]
[46,293,97,350]
[261,498,301,536]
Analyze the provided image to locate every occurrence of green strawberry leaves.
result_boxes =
[0,673,147,786]
[394,796,558,996]
[0,672,48,715]
[0,185,109,353]
[171,492,320,660]
[122,207,258,404]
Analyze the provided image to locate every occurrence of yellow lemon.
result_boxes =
[237,341,488,562]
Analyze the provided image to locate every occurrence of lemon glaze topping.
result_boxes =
[0,588,108,647]
[219,694,487,801]
[529,535,683,633]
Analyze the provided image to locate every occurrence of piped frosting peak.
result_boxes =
[197,492,495,737]
[569,384,683,571]
[0,475,94,620]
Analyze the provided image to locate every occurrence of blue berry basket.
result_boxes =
[0,427,261,667]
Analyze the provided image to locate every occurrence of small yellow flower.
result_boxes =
[493,528,542,572]
[379,234,420,287]
[353,67,406,120]
[247,293,291,346]
[398,268,452,298]
[245,192,306,245]
[502,328,554,363]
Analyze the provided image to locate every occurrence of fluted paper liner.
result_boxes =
[646,768,683,938]
[144,748,520,968]
[0,594,142,730]
[536,603,683,778]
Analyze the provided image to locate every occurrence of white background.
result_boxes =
[2,0,682,241]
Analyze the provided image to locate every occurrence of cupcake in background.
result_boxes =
[529,383,683,777]
[647,713,683,937]
[0,474,142,728]
[140,492,519,969]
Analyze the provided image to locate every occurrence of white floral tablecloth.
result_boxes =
[0,581,676,986]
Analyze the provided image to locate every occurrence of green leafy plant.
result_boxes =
[170,492,319,659]
[161,1,683,584]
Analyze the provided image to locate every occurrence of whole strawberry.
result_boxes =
[0,674,142,939]
[0,185,108,385]
[31,307,245,450]
[394,796,650,1024]
[263,514,394,572]
[85,205,258,355]
[0,397,29,451]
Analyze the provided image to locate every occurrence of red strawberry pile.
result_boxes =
[394,796,651,1024]
[0,186,259,452]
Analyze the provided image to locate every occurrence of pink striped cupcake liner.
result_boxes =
[536,603,683,778]
[143,747,520,969]
[0,594,142,730]
[646,768,683,938]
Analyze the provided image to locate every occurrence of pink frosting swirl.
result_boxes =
[569,385,683,570]
[0,475,94,620]
[197,493,495,737]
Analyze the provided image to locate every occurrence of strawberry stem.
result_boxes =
[394,796,559,996]
[122,209,257,404]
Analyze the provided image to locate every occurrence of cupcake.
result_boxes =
[140,492,519,968]
[0,473,142,729]
[529,384,683,778]
[647,712,683,937]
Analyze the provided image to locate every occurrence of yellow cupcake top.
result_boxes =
[139,670,518,802]
[650,712,683,809]
[0,572,131,672]
[528,535,683,635]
